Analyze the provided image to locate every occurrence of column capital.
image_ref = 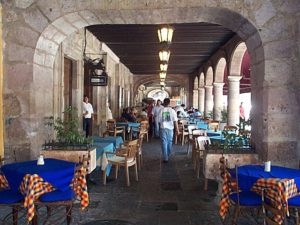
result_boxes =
[228,76,242,82]
[204,85,213,89]
[213,82,225,87]
[198,86,205,90]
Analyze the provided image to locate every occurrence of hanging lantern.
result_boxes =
[157,26,174,44]
[159,50,170,62]
[160,63,168,72]
[159,72,167,79]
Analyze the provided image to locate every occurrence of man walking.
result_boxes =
[158,98,178,163]
[152,99,164,138]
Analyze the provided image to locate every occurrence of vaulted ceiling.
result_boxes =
[87,23,235,76]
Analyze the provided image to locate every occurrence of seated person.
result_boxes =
[193,109,201,118]
[121,107,136,122]
[177,111,184,119]
[140,108,148,118]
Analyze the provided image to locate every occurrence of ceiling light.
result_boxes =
[157,26,174,44]
[159,50,170,62]
[160,63,168,72]
[159,72,167,79]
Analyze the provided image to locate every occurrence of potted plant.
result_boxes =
[202,129,258,191]
[43,106,92,150]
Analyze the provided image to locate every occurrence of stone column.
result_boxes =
[227,76,242,126]
[204,85,213,117]
[198,87,205,114]
[193,89,198,109]
[213,82,224,121]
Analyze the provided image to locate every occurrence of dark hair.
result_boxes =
[163,98,171,106]
[181,104,185,107]
[84,95,88,98]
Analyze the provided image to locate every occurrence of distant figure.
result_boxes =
[152,99,164,138]
[239,102,245,121]
[107,103,113,120]
[140,108,148,118]
[82,95,94,137]
[176,104,188,118]
[193,109,201,118]
[158,98,179,163]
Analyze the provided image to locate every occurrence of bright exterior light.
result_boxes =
[157,26,174,43]
[159,72,167,79]
[160,63,168,72]
[160,78,165,82]
[159,50,170,62]
[160,81,165,86]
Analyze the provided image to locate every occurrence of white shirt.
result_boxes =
[158,107,178,130]
[107,107,113,120]
[152,105,164,119]
[176,106,188,117]
[83,102,94,118]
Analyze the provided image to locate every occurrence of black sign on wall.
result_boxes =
[90,74,108,86]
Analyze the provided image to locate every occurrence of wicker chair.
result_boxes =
[106,139,139,186]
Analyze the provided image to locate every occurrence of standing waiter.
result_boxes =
[83,95,94,137]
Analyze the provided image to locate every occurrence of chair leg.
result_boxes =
[146,133,148,142]
[66,205,72,225]
[181,134,184,146]
[102,170,107,185]
[232,205,239,225]
[12,206,18,225]
[135,163,138,181]
[174,135,177,144]
[115,165,119,179]
[204,178,208,191]
[125,165,130,186]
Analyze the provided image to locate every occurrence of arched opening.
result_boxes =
[147,89,169,101]
[193,76,199,109]
[214,58,226,121]
[3,6,271,163]
[204,67,213,117]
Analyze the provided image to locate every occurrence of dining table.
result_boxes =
[92,136,123,148]
[1,158,76,192]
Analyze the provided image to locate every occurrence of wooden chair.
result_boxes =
[104,119,125,140]
[221,165,262,224]
[0,156,24,225]
[106,139,139,186]
[136,133,145,170]
[138,120,149,142]
[186,125,197,154]
[193,136,210,181]
[262,189,287,225]
[208,121,219,131]
[224,125,238,133]
[34,165,86,225]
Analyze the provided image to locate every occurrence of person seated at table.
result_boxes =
[121,107,135,122]
[193,109,201,118]
[176,104,189,118]
[139,108,148,118]
[177,110,184,119]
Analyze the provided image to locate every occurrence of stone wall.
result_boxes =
[1,0,300,166]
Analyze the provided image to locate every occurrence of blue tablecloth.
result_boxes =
[116,122,140,130]
[207,130,222,137]
[231,165,300,191]
[92,142,114,176]
[1,158,75,192]
[197,122,208,130]
[92,136,123,148]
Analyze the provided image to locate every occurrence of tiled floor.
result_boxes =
[0,138,263,225]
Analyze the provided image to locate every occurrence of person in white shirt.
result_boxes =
[176,104,188,118]
[158,98,179,163]
[107,103,113,120]
[83,95,94,137]
[152,99,164,138]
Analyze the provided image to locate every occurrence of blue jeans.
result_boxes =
[154,119,160,137]
[160,128,174,161]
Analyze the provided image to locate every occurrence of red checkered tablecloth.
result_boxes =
[251,178,298,224]
[0,173,9,189]
[19,174,55,222]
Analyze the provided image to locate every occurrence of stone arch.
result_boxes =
[215,58,227,83]
[193,76,199,89]
[199,73,205,87]
[230,42,247,76]
[205,67,213,85]
[4,5,270,161]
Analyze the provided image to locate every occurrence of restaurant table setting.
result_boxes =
[220,164,300,224]
[0,158,89,222]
